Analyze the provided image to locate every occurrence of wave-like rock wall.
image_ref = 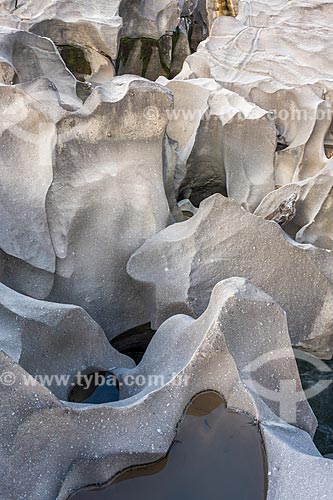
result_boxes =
[0,1,333,499]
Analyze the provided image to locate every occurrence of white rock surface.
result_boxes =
[120,0,186,39]
[0,79,61,274]
[128,194,333,356]
[294,161,333,250]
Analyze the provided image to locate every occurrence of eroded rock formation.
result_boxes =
[128,194,333,356]
[47,76,172,339]
[0,278,325,500]
[0,1,333,499]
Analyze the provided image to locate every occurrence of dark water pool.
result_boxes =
[70,391,267,500]
[296,353,333,455]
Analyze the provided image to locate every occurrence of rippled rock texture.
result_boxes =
[1,1,333,499]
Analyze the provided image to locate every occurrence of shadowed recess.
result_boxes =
[297,354,333,455]
[111,323,156,364]
[69,391,267,499]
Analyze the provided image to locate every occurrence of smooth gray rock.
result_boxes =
[0,3,332,500]
[119,0,183,40]
[0,79,64,274]
[176,0,333,187]
[47,76,172,339]
[262,422,333,500]
[0,27,81,109]
[0,278,322,500]
[297,192,333,250]
[0,250,55,300]
[1,1,121,84]
[128,194,333,356]
[15,0,122,78]
[118,277,316,435]
[254,184,301,226]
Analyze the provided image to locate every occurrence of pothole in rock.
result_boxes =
[296,350,333,456]
[69,371,120,405]
[111,323,156,364]
[116,11,209,81]
[69,391,267,500]
[178,181,227,208]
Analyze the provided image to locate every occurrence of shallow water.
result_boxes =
[70,392,267,500]
[69,372,119,404]
[297,354,333,455]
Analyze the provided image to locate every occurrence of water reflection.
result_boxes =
[70,392,267,500]
[297,354,333,455]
